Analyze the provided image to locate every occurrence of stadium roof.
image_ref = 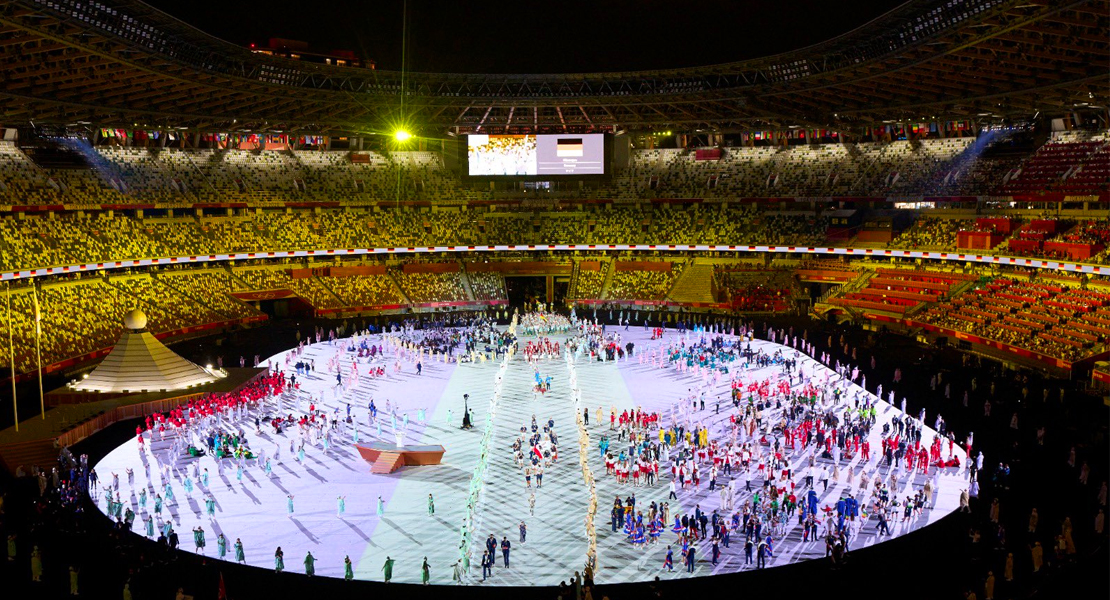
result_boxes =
[0,0,1106,135]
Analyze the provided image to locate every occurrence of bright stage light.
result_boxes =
[394,130,412,142]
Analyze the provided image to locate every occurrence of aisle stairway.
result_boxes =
[666,262,716,303]
[459,262,477,301]
[599,260,616,300]
[386,270,412,304]
[312,274,348,308]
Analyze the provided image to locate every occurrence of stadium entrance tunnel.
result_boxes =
[506,275,563,307]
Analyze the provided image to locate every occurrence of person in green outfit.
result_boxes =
[69,565,79,596]
[382,556,395,583]
[193,526,206,553]
[235,539,245,564]
[30,546,42,582]
[428,493,435,515]
[421,556,430,585]
[217,534,227,559]
[344,555,354,581]
[304,551,315,577]
[274,547,284,572]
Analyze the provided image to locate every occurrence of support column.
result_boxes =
[6,282,17,432]
[31,285,44,420]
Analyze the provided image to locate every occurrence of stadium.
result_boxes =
[0,0,1106,598]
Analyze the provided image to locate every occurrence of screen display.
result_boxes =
[467,134,605,176]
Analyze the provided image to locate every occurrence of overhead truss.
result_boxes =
[0,0,1105,135]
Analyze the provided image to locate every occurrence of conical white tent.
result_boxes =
[72,309,223,393]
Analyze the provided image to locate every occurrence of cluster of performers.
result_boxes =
[580,325,967,574]
[101,372,299,562]
[597,408,664,485]
[511,414,559,486]
[135,373,287,445]
[517,310,572,336]
[523,338,562,361]
[571,320,634,362]
[533,370,554,398]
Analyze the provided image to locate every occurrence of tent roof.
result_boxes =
[72,315,222,393]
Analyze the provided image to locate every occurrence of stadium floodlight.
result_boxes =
[394,130,412,142]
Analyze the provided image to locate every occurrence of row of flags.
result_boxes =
[102,129,180,142]
[739,120,974,142]
[876,121,973,137]
[98,130,327,146]
[746,130,840,141]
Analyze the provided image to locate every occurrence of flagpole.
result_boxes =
[6,282,17,432]
[32,284,44,420]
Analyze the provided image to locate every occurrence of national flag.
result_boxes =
[556,138,584,157]
[217,572,228,600]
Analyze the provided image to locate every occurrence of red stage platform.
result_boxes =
[355,442,446,474]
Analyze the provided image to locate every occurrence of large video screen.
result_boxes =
[467,134,605,176]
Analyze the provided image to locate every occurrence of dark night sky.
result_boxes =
[144,0,909,74]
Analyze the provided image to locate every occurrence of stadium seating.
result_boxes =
[319,275,406,308]
[231,266,345,309]
[915,276,1109,362]
[714,268,796,312]
[603,139,984,199]
[829,268,974,315]
[466,272,507,302]
[0,131,1106,214]
[572,264,608,300]
[607,263,685,301]
[0,132,1106,376]
[1001,131,1110,195]
[0,271,263,374]
[887,217,970,250]
[392,270,469,303]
